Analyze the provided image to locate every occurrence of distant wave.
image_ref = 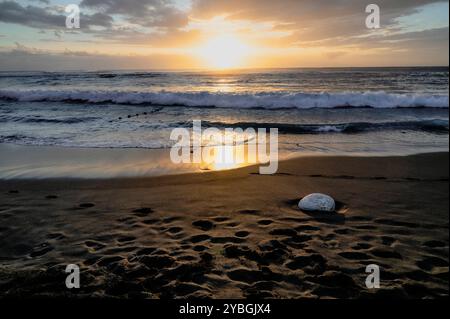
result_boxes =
[97,72,166,79]
[0,89,448,109]
[201,119,449,134]
[0,115,98,124]
[1,119,447,149]
[0,72,167,79]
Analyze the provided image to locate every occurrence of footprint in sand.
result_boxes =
[295,224,320,232]
[132,207,154,217]
[235,231,250,238]
[359,235,376,241]
[211,237,245,244]
[334,228,353,235]
[269,228,297,236]
[29,242,54,257]
[226,268,267,284]
[134,247,157,257]
[257,219,274,226]
[354,225,377,230]
[140,255,175,268]
[422,240,447,248]
[97,256,124,267]
[225,222,240,228]
[117,216,138,226]
[79,203,95,208]
[84,256,101,266]
[286,254,328,275]
[178,255,197,262]
[46,233,66,240]
[312,271,359,290]
[167,227,183,234]
[117,235,136,243]
[283,234,312,245]
[162,216,182,224]
[193,245,208,252]
[338,251,371,260]
[258,239,287,251]
[347,215,373,222]
[141,218,159,225]
[187,234,211,243]
[352,243,372,250]
[85,240,106,251]
[192,220,215,231]
[381,236,397,246]
[416,256,448,271]
[370,248,403,259]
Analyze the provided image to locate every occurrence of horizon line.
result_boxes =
[0,65,448,73]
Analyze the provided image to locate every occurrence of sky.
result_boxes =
[0,0,448,70]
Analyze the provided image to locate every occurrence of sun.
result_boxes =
[195,34,251,69]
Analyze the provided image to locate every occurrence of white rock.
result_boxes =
[298,193,336,212]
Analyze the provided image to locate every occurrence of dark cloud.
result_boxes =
[29,0,50,4]
[192,0,441,21]
[0,1,113,29]
[80,0,189,28]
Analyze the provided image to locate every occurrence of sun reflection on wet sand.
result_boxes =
[199,144,244,171]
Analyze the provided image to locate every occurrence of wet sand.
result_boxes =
[0,153,448,299]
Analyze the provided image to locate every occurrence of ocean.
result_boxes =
[0,67,448,156]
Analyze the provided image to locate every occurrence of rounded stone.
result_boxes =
[298,193,336,212]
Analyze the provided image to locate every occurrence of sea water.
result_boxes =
[0,67,448,160]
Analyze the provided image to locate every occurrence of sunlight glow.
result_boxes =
[195,34,252,69]
[198,130,256,171]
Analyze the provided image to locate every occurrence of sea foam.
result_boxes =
[0,89,448,109]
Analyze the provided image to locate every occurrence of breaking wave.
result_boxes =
[201,119,449,134]
[0,89,448,109]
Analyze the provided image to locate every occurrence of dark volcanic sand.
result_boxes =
[0,153,448,299]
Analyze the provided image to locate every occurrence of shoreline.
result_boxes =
[0,150,449,182]
[1,152,448,298]
[1,142,448,180]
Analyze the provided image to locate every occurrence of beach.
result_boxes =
[0,152,448,299]
[0,0,449,307]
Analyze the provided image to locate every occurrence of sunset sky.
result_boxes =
[0,0,448,70]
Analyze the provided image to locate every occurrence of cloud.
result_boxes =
[0,0,448,68]
[0,1,113,29]
[0,47,198,70]
[0,0,188,45]
[191,0,446,45]
[80,0,189,28]
[192,0,440,21]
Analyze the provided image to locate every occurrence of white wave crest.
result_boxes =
[0,89,448,108]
